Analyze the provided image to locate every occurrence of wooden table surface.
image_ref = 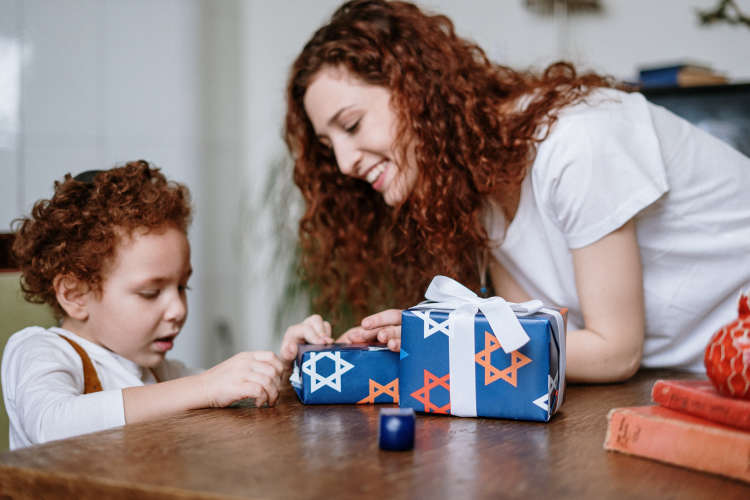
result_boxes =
[0,369,748,499]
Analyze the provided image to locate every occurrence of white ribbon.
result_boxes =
[413,275,542,416]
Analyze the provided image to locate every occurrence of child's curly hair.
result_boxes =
[11,160,192,318]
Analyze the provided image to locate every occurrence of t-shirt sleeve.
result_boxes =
[3,332,125,446]
[531,92,669,249]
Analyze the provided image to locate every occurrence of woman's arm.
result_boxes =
[490,220,645,383]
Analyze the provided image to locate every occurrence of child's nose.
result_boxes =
[165,292,188,325]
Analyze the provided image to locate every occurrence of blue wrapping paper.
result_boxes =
[290,344,400,405]
[399,305,566,421]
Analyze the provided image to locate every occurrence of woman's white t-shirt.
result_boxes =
[485,88,750,372]
[2,326,194,449]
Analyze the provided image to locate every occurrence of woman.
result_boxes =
[281,0,750,382]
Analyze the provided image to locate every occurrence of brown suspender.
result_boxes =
[57,334,161,394]
[57,334,103,394]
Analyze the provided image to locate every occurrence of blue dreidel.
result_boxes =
[378,408,415,451]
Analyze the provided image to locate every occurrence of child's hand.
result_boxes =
[336,309,402,352]
[198,351,284,408]
[280,314,333,363]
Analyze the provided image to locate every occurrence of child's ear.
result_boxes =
[53,274,91,321]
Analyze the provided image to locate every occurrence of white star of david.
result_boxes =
[301,351,355,393]
[532,374,557,412]
[413,310,451,338]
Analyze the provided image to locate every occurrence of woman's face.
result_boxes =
[303,66,417,206]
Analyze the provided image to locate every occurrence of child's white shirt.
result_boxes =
[2,326,194,449]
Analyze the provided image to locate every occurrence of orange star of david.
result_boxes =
[475,331,532,387]
[357,378,399,404]
[410,369,450,414]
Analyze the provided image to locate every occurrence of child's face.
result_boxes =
[81,225,192,367]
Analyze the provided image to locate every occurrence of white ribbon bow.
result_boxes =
[415,275,543,416]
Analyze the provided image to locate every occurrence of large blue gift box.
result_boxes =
[290,344,400,405]
[399,276,566,422]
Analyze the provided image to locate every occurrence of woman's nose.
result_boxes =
[332,138,360,177]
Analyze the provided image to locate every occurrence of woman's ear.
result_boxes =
[53,274,91,321]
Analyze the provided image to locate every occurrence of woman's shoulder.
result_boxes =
[535,88,658,167]
[553,88,650,128]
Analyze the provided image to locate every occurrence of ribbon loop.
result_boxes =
[422,275,532,353]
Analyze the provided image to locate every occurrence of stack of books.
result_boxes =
[638,63,729,88]
[604,379,750,482]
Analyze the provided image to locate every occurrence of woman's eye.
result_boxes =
[179,285,192,294]
[345,120,360,133]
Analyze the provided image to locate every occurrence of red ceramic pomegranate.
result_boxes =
[704,291,750,399]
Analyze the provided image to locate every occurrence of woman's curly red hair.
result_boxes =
[11,160,192,318]
[285,0,624,324]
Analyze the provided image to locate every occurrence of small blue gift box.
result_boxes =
[399,276,566,422]
[290,344,400,405]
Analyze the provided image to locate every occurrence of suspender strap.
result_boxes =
[57,334,103,394]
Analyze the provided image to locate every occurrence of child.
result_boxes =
[2,161,291,450]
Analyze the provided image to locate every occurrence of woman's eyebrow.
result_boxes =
[328,105,353,126]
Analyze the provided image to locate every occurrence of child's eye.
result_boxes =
[179,285,192,294]
[138,290,160,299]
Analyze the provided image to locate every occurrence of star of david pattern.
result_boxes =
[533,374,557,412]
[410,369,451,414]
[301,351,354,393]
[357,378,399,404]
[474,331,532,387]
[412,310,451,338]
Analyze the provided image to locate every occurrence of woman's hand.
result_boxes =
[336,309,402,351]
[280,314,333,363]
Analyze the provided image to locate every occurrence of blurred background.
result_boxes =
[1,0,749,370]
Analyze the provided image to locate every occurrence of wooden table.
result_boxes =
[0,369,748,499]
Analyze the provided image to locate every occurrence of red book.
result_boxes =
[651,379,750,430]
[604,405,750,483]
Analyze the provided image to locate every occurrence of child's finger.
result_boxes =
[304,315,333,343]
[250,351,285,374]
[244,372,278,405]
[361,309,402,330]
[280,339,299,362]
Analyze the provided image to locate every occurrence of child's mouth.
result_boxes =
[153,335,176,352]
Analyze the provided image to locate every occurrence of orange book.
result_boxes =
[604,405,750,483]
[651,379,750,430]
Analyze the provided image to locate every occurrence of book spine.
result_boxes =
[651,381,750,430]
[604,407,750,483]
[638,67,680,87]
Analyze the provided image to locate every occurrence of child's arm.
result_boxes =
[122,351,284,424]
[279,314,333,363]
